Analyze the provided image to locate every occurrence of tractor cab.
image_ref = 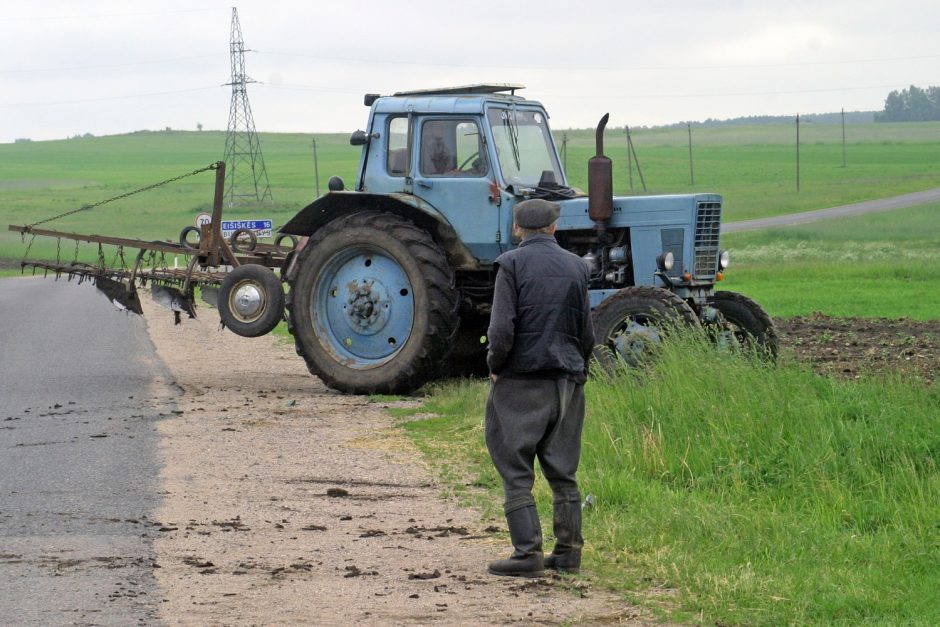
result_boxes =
[354,84,575,263]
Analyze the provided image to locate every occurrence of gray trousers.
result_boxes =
[484,376,584,514]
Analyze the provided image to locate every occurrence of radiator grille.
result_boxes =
[693,201,722,278]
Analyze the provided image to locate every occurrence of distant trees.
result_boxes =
[875,85,940,122]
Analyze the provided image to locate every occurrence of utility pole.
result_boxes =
[841,108,847,168]
[561,132,568,174]
[687,122,695,186]
[625,126,647,192]
[796,114,801,193]
[222,7,272,206]
[312,138,321,198]
[625,126,634,192]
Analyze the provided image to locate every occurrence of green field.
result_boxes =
[559,121,940,221]
[3,121,940,262]
[0,130,358,263]
[720,203,940,320]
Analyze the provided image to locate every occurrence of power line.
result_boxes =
[0,54,225,74]
[551,81,940,100]
[257,49,940,73]
[0,86,218,108]
[0,7,228,21]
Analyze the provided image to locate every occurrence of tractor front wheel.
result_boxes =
[708,291,778,358]
[591,286,701,371]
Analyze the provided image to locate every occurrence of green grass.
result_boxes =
[719,203,940,320]
[399,339,940,625]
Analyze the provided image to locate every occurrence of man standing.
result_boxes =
[485,198,595,577]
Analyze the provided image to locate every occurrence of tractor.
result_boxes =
[262,84,776,394]
[11,83,774,395]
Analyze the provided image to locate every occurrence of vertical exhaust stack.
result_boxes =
[588,113,614,240]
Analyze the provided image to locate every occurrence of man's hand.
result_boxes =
[490,373,498,383]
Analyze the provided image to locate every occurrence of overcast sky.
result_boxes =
[2,0,938,143]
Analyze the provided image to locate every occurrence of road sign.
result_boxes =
[221,219,273,239]
[195,212,212,228]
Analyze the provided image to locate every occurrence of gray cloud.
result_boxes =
[1,0,938,142]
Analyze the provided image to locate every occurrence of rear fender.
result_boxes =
[279,191,479,270]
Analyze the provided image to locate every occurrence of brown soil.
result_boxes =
[143,298,647,625]
[775,313,940,382]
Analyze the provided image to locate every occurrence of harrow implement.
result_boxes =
[8,161,296,331]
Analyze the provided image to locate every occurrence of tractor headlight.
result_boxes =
[656,251,674,271]
[719,250,730,269]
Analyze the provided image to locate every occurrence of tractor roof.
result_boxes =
[372,84,542,116]
[392,84,525,97]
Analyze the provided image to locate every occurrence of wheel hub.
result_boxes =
[344,279,390,335]
[232,282,264,320]
[613,321,661,366]
[314,247,415,364]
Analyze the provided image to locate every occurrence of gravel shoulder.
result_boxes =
[143,297,644,625]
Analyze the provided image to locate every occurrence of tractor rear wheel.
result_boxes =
[708,291,778,358]
[591,286,701,371]
[286,212,458,394]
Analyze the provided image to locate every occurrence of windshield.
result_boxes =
[487,107,565,189]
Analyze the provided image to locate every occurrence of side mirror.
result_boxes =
[349,130,369,146]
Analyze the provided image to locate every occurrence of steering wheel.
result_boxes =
[457,151,482,173]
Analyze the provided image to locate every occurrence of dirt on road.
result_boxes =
[144,300,644,626]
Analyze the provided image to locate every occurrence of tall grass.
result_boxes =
[401,336,940,624]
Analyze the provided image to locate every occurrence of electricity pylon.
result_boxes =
[222,7,272,205]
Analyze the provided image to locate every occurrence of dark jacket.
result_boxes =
[486,234,595,382]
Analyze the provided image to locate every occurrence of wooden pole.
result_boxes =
[628,129,647,192]
[841,108,847,168]
[796,114,801,193]
[687,122,695,186]
[562,132,568,174]
[312,138,321,198]
[625,126,634,192]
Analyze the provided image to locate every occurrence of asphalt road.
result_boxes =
[724,186,940,232]
[0,278,178,625]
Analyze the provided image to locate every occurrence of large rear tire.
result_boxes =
[592,286,701,371]
[286,211,458,394]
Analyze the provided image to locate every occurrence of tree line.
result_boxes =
[876,85,940,122]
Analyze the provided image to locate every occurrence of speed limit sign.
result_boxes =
[195,212,212,228]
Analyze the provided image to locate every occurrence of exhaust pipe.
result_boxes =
[588,113,614,237]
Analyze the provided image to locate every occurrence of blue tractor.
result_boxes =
[276,84,776,394]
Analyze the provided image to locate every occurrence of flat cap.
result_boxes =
[513,199,560,229]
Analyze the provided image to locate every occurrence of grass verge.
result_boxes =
[398,337,940,625]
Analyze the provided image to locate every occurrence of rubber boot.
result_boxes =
[544,499,583,573]
[487,505,544,577]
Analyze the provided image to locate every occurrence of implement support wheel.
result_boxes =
[219,264,285,337]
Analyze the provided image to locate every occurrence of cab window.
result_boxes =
[386,117,409,176]
[419,119,486,177]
